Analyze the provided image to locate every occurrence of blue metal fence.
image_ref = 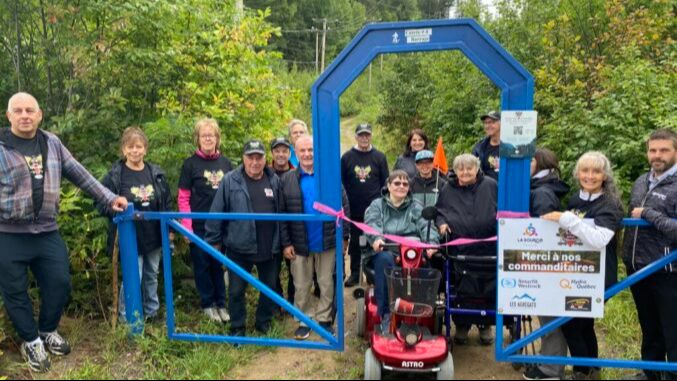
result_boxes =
[114,205,344,351]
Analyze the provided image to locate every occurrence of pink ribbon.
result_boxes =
[313,202,497,250]
[496,211,531,219]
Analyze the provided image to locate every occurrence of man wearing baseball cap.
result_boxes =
[269,137,294,177]
[472,111,501,181]
[205,139,281,338]
[340,123,389,287]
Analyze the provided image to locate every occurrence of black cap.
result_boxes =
[243,140,266,155]
[270,137,291,150]
[480,111,501,121]
[355,123,372,135]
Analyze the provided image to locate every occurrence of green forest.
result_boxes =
[0,0,674,378]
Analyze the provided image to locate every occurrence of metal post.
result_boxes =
[115,204,144,334]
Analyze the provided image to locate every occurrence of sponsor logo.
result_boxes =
[518,223,544,244]
[565,297,592,312]
[556,228,583,247]
[510,294,537,309]
[501,278,517,288]
[401,361,425,369]
[560,279,597,291]
[501,279,541,289]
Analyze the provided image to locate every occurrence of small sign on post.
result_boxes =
[498,218,606,318]
[499,111,537,158]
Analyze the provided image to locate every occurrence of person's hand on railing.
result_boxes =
[111,196,128,212]
[631,208,644,218]
[438,224,451,236]
[426,249,437,259]
[541,211,563,222]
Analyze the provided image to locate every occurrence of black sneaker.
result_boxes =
[229,328,246,349]
[319,322,335,336]
[40,331,71,356]
[295,326,311,340]
[255,322,271,335]
[20,340,51,372]
[344,273,360,287]
[523,365,560,380]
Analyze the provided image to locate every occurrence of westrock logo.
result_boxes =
[518,223,544,244]
[510,294,537,309]
[557,228,583,247]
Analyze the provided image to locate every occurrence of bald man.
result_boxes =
[279,135,349,340]
[0,93,128,372]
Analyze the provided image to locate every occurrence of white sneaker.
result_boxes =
[217,308,231,323]
[20,340,50,372]
[204,307,222,323]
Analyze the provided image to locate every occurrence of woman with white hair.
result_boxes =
[435,153,498,346]
[542,151,624,380]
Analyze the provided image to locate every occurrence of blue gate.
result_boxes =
[115,17,674,372]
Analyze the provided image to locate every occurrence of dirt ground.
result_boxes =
[227,256,525,380]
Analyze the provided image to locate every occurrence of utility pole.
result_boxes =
[320,18,327,73]
[14,0,22,90]
[314,26,319,74]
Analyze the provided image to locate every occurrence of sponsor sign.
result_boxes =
[498,218,605,318]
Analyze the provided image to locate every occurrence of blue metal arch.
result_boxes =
[311,18,535,215]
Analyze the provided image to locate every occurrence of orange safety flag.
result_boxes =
[433,137,448,175]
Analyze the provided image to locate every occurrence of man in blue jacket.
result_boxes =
[0,93,128,372]
[205,140,281,338]
[623,129,677,381]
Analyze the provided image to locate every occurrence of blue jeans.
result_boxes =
[190,243,226,309]
[120,248,162,319]
[228,256,278,331]
[372,251,395,318]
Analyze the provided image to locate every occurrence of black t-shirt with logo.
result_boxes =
[178,154,233,234]
[120,165,161,255]
[243,173,276,262]
[482,143,500,181]
[340,147,389,220]
[6,132,44,215]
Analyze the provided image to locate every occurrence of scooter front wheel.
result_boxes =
[436,353,455,380]
[355,296,366,337]
[364,348,382,380]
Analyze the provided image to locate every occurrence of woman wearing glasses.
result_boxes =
[178,118,233,323]
[435,153,498,346]
[364,170,440,327]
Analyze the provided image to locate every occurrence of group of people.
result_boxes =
[0,92,675,381]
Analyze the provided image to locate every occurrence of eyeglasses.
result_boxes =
[391,181,409,188]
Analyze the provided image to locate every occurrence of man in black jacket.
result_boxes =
[280,136,350,340]
[341,123,389,287]
[205,140,281,338]
[623,129,677,381]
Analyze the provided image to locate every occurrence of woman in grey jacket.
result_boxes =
[365,170,439,325]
